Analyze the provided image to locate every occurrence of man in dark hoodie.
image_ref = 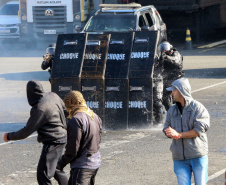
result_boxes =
[163,78,210,185]
[3,80,68,185]
[56,91,102,185]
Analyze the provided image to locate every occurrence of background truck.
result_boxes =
[115,0,226,42]
[18,0,102,42]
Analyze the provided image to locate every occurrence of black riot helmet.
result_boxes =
[158,41,172,52]
[46,43,56,55]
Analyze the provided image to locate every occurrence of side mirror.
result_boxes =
[149,26,155,31]
[141,26,149,31]
[75,25,82,33]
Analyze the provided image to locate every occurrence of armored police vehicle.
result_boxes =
[50,4,168,129]
[83,3,167,41]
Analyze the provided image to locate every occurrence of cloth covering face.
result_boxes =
[64,91,94,119]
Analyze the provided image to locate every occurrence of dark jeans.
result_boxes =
[163,88,173,111]
[68,168,99,185]
[37,143,68,185]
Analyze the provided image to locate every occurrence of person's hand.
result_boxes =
[56,158,67,171]
[45,54,50,63]
[164,126,181,140]
[160,53,167,61]
[56,162,62,171]
[3,133,8,142]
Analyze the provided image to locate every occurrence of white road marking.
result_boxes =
[198,43,226,53]
[0,134,38,146]
[191,168,226,185]
[208,169,226,181]
[191,81,226,93]
[197,39,226,48]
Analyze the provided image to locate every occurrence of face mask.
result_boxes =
[165,51,171,55]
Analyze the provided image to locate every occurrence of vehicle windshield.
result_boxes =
[0,4,19,15]
[84,14,136,32]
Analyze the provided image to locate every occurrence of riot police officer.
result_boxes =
[41,44,56,75]
[158,41,184,110]
[153,51,166,124]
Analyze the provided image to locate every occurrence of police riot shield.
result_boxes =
[81,34,110,124]
[51,33,87,99]
[128,31,159,128]
[104,32,134,129]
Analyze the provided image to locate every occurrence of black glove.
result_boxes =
[49,55,54,62]
[56,158,67,171]
[160,53,167,61]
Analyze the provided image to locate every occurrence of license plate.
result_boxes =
[44,30,56,34]
[0,29,10,33]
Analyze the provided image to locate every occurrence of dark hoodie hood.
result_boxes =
[27,80,44,106]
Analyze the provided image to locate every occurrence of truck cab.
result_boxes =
[18,0,101,42]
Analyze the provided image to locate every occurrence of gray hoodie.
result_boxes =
[163,78,210,160]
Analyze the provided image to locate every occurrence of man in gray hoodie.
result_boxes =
[163,78,210,185]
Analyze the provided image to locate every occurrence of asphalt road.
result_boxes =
[0,41,225,185]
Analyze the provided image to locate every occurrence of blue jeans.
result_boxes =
[174,155,208,185]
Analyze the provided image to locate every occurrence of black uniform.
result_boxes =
[153,56,165,124]
[41,56,53,74]
[161,49,184,110]
[41,44,55,80]
[7,80,68,185]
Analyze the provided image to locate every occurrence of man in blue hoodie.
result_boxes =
[163,78,210,185]
[3,80,68,185]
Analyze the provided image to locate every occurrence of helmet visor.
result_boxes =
[46,47,55,55]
